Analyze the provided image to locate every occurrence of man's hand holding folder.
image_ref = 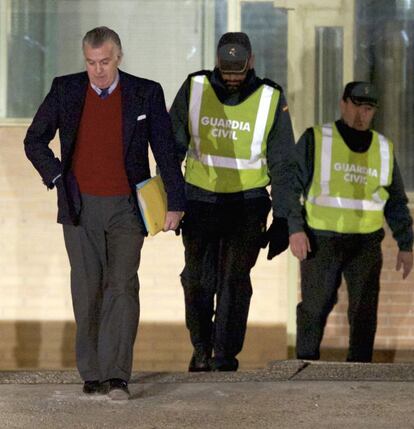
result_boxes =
[136,175,183,235]
[163,211,183,232]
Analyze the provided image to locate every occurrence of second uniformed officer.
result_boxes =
[289,81,413,362]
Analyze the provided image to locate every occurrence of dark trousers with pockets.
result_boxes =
[181,198,270,361]
[63,194,144,382]
[296,230,384,362]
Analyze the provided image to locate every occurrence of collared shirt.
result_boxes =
[90,72,120,96]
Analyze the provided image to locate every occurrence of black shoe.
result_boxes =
[83,380,102,394]
[188,350,211,372]
[108,378,130,400]
[297,355,319,361]
[211,357,239,372]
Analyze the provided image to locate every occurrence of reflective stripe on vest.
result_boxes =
[185,75,279,192]
[305,123,393,233]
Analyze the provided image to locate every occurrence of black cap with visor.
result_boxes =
[342,81,379,107]
[217,32,252,74]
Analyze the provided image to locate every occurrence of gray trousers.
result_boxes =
[63,194,144,382]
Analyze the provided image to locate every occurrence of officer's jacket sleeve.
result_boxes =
[266,91,295,218]
[384,157,414,251]
[287,127,315,234]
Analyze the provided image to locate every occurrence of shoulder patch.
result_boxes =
[262,78,282,91]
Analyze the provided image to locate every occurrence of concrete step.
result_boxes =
[1,360,414,384]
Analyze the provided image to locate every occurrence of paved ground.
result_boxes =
[1,361,414,429]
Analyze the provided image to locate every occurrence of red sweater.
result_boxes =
[72,84,130,196]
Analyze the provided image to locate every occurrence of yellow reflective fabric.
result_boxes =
[305,123,393,233]
[185,75,280,193]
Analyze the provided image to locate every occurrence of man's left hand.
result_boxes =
[396,251,413,279]
[163,211,184,232]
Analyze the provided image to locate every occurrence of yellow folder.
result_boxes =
[136,175,167,236]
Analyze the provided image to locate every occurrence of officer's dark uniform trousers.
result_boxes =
[181,198,270,361]
[296,229,384,362]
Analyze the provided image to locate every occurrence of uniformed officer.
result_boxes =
[289,81,413,362]
[170,32,294,371]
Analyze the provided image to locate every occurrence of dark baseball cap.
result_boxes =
[342,81,379,107]
[217,32,252,74]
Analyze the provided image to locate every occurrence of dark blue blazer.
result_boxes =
[24,70,186,225]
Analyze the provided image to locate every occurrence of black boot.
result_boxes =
[211,356,239,371]
[188,350,211,372]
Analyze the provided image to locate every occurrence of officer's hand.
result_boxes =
[289,232,311,261]
[396,250,413,279]
[163,211,184,232]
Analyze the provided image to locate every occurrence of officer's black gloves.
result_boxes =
[261,217,289,260]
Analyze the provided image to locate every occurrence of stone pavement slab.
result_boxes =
[1,362,414,429]
[290,361,414,381]
[1,380,414,429]
[0,360,305,384]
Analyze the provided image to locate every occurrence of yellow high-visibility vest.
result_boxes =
[305,123,393,233]
[185,75,280,193]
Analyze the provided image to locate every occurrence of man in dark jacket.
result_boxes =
[170,32,294,371]
[289,81,413,362]
[24,27,185,399]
